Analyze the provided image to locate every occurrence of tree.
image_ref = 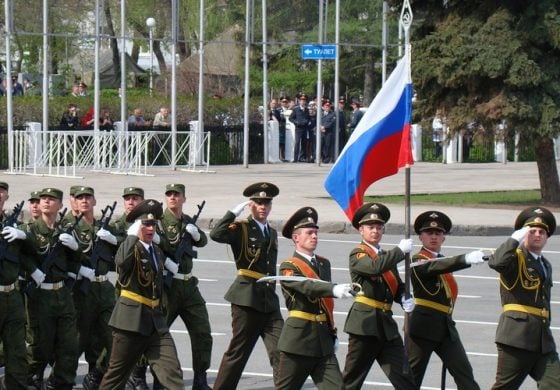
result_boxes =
[409,0,560,204]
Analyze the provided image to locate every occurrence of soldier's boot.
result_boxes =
[83,367,103,390]
[192,371,211,390]
[126,365,148,390]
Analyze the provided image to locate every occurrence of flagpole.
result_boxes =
[400,0,414,376]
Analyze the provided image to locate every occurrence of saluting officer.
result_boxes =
[0,181,31,389]
[342,202,416,390]
[25,188,81,390]
[157,183,212,389]
[489,207,560,389]
[276,206,353,389]
[210,182,283,389]
[408,211,484,389]
[100,199,183,389]
[70,186,118,389]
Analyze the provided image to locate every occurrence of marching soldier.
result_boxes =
[100,199,184,389]
[0,182,30,389]
[111,187,145,245]
[61,185,81,225]
[489,207,560,389]
[276,206,353,389]
[25,188,81,389]
[109,187,155,389]
[342,202,416,389]
[157,183,212,389]
[70,186,118,390]
[210,182,283,389]
[26,190,42,223]
[408,211,483,389]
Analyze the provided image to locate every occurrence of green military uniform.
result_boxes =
[24,188,80,389]
[101,199,183,389]
[158,183,212,389]
[70,187,117,389]
[408,211,480,389]
[276,207,344,390]
[0,182,31,389]
[489,207,560,389]
[342,203,416,390]
[210,182,283,389]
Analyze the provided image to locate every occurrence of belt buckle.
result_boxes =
[53,282,63,290]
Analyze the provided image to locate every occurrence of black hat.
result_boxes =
[243,182,279,200]
[282,207,319,238]
[352,202,391,229]
[126,199,163,223]
[299,94,308,101]
[0,182,9,191]
[414,211,452,234]
[73,186,95,197]
[40,188,63,200]
[514,206,556,237]
[123,187,144,198]
[165,183,185,196]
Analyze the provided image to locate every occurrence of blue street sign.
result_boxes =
[301,44,337,60]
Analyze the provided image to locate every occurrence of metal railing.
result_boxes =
[9,128,211,177]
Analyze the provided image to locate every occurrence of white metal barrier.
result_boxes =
[10,129,211,177]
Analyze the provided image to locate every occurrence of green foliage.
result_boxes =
[366,190,542,206]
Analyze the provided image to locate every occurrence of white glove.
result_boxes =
[465,250,486,265]
[333,337,339,353]
[96,228,117,245]
[164,258,179,275]
[230,201,251,217]
[511,226,530,242]
[153,231,161,245]
[2,226,26,242]
[127,220,142,237]
[186,223,201,242]
[59,233,79,251]
[31,268,45,286]
[401,296,415,313]
[332,283,354,299]
[398,238,413,254]
[78,266,96,281]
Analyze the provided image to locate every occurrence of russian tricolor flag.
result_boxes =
[324,52,414,220]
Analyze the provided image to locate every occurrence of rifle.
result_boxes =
[0,201,25,271]
[164,200,205,288]
[79,201,117,294]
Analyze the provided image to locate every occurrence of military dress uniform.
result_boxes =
[0,182,31,389]
[100,199,183,390]
[24,188,81,389]
[158,183,212,389]
[342,203,416,390]
[489,207,560,389]
[276,207,344,390]
[70,186,117,388]
[408,211,480,389]
[210,182,283,389]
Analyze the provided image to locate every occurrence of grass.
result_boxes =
[365,189,542,207]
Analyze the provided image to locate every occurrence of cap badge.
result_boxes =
[370,213,378,220]
[147,213,154,219]
[534,208,544,215]
[370,204,379,210]
[534,217,543,223]
[259,191,266,197]
[148,200,155,206]
[429,212,439,219]
[430,221,438,228]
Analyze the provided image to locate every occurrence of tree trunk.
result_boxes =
[362,49,376,105]
[535,136,560,205]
